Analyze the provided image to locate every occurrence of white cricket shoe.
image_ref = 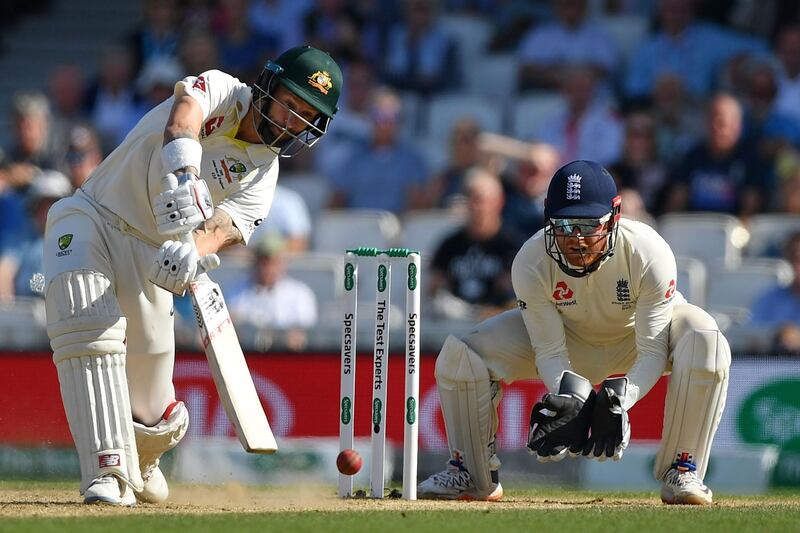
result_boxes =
[661,466,713,505]
[418,459,503,501]
[84,475,136,506]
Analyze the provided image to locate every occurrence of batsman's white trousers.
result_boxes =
[44,193,177,425]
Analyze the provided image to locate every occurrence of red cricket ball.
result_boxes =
[336,449,363,476]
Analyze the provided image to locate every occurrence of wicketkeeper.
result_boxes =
[419,160,729,505]
[43,46,341,505]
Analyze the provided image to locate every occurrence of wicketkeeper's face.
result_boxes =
[553,218,610,269]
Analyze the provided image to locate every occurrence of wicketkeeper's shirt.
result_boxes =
[81,69,278,245]
[511,218,683,408]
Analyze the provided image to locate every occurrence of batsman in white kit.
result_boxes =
[42,46,342,506]
[419,160,730,505]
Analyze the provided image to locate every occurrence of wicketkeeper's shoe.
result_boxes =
[83,474,136,506]
[418,457,503,501]
[660,463,713,505]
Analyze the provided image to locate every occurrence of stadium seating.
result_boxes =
[425,93,504,143]
[440,14,493,76]
[311,209,401,254]
[465,53,519,100]
[510,93,567,141]
[745,213,800,257]
[400,209,467,256]
[706,257,793,310]
[657,213,748,270]
[280,173,330,218]
[676,256,707,308]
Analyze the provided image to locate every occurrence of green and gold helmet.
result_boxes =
[252,46,342,157]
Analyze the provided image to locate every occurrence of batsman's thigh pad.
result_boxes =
[655,306,730,480]
[47,270,143,492]
[133,401,189,473]
[436,335,497,494]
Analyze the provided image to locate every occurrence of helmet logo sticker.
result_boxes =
[308,70,333,95]
[566,173,582,200]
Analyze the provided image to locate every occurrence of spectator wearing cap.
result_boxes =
[328,88,429,214]
[229,235,318,351]
[0,170,73,299]
[62,125,103,189]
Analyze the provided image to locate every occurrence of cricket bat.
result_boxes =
[162,174,278,453]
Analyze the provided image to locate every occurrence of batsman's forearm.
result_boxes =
[193,208,243,255]
[163,96,204,176]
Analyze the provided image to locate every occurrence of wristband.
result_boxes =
[161,138,203,174]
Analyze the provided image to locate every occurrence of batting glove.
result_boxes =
[153,172,214,236]
[528,370,596,463]
[148,240,220,295]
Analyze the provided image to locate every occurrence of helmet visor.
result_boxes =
[549,213,611,236]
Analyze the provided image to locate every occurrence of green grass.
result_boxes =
[3,484,800,533]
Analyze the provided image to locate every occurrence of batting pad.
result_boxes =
[436,335,497,494]
[47,270,142,493]
[654,329,730,481]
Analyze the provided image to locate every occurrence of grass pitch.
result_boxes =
[2,481,799,532]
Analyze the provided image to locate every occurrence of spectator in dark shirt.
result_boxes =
[663,93,769,220]
[430,169,521,320]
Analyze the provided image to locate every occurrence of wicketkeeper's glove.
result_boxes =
[528,370,596,463]
[582,377,631,461]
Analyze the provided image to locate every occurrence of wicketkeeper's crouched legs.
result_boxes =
[655,303,730,481]
[47,270,143,496]
[435,335,502,496]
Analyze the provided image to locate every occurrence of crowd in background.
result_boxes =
[2,0,800,353]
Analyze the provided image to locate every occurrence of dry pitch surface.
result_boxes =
[2,482,800,517]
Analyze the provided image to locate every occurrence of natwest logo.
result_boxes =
[552,281,574,301]
[665,279,676,299]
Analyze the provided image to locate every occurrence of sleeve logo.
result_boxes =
[192,76,207,93]
[665,279,676,299]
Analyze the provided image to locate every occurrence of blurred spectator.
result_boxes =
[534,64,623,165]
[128,0,181,74]
[381,0,460,95]
[500,141,561,238]
[130,58,185,127]
[63,125,102,189]
[774,24,800,124]
[314,59,376,173]
[48,64,88,151]
[179,32,222,79]
[251,184,312,252]
[302,0,365,64]
[608,111,668,211]
[213,0,278,82]
[249,0,310,52]
[663,93,770,219]
[650,73,703,165]
[6,91,57,171]
[748,231,800,328]
[86,45,139,153]
[777,165,800,215]
[0,170,72,300]
[429,169,520,320]
[771,323,800,356]
[429,118,483,207]
[328,88,429,213]
[230,235,318,351]
[624,0,766,102]
[517,0,619,91]
[619,187,655,226]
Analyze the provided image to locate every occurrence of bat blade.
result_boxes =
[190,276,278,453]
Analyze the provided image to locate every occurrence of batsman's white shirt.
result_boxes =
[463,218,687,410]
[43,70,278,422]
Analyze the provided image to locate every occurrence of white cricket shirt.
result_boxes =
[511,218,683,408]
[82,69,279,245]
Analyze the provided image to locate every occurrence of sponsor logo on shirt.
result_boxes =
[517,299,527,310]
[613,278,632,310]
[211,157,248,188]
[192,75,207,93]
[552,281,576,306]
[665,279,676,299]
[202,116,224,138]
